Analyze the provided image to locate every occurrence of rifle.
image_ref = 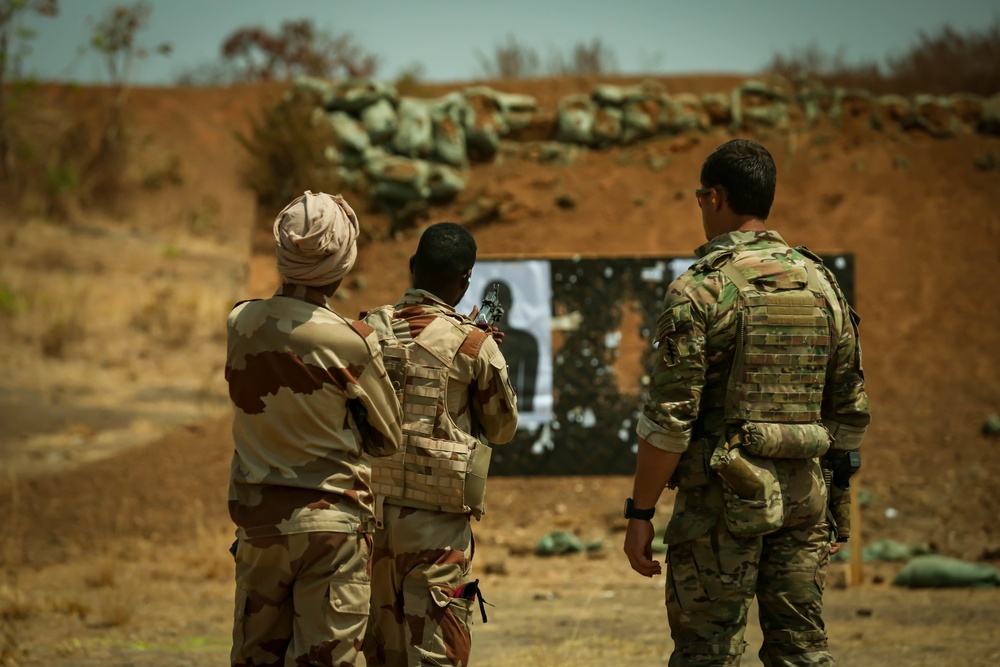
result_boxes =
[474,283,505,327]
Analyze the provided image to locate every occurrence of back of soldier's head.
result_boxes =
[413,222,477,282]
[700,139,777,220]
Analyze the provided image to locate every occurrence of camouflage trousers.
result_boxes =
[665,463,834,667]
[231,531,372,667]
[364,504,476,666]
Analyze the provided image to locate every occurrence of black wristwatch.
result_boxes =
[623,497,655,521]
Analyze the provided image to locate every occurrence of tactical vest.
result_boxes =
[674,248,837,515]
[366,307,492,522]
[719,256,831,425]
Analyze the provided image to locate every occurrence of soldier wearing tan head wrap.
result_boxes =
[227,191,402,667]
[274,190,360,287]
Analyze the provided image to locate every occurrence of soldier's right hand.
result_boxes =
[623,518,662,577]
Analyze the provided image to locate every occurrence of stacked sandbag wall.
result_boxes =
[289,76,1000,217]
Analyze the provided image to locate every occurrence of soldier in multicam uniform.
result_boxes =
[361,222,519,666]
[226,191,403,667]
[623,140,871,666]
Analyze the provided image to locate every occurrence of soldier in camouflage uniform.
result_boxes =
[362,222,519,666]
[623,140,871,666]
[226,191,403,667]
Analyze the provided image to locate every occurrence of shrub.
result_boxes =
[236,88,342,216]
[476,34,541,79]
[766,20,1000,96]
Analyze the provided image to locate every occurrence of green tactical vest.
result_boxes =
[366,307,492,522]
[718,256,832,425]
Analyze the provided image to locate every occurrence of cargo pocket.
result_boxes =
[427,585,473,665]
[666,540,722,611]
[328,580,371,616]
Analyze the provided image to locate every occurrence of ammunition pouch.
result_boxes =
[710,434,783,539]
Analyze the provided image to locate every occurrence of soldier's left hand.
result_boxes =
[624,518,662,577]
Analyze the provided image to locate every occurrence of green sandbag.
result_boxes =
[892,555,1000,588]
[862,539,933,562]
[534,531,602,556]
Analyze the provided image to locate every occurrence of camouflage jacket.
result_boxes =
[366,288,519,447]
[226,283,403,538]
[636,230,871,454]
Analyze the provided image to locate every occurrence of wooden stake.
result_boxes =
[849,483,864,586]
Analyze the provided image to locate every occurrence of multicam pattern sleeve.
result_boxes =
[636,264,725,453]
[225,283,402,538]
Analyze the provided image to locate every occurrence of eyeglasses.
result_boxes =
[695,185,724,207]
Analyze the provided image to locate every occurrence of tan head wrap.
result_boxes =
[273,191,360,287]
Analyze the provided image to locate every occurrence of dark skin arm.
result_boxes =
[623,437,682,577]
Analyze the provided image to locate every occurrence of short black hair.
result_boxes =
[413,222,477,277]
[700,139,777,220]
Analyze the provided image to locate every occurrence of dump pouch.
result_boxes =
[739,421,832,459]
[710,437,783,539]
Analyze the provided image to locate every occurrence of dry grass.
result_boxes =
[83,555,119,589]
[0,586,33,621]
[94,586,138,628]
[767,19,1000,96]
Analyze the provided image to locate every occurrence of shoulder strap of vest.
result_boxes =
[795,246,843,297]
[719,261,753,293]
[692,248,735,274]
[414,316,487,366]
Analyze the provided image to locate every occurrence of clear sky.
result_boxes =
[20,0,1000,85]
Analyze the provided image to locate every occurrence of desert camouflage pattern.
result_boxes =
[226,283,403,539]
[364,288,518,520]
[363,288,518,667]
[232,531,372,667]
[638,230,871,666]
[364,505,476,666]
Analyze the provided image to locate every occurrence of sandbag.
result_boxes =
[392,98,435,158]
[361,98,398,145]
[892,555,1000,588]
